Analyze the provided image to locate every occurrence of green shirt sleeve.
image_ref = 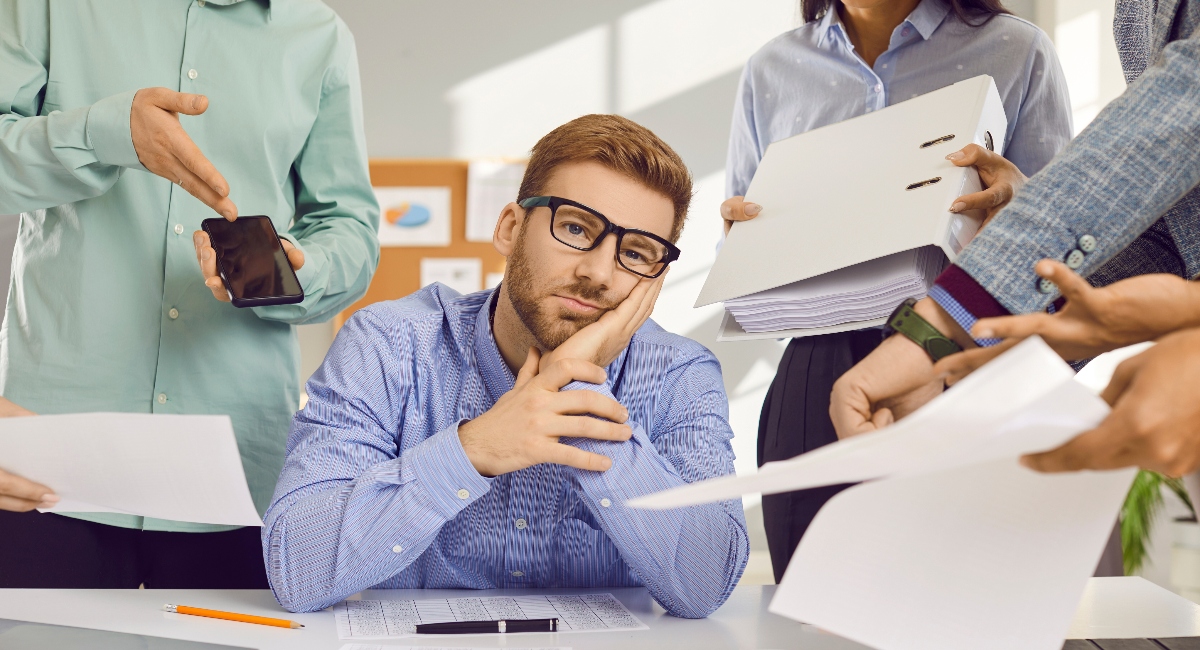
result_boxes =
[252,24,380,325]
[0,0,145,214]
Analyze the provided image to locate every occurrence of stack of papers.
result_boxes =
[724,246,946,333]
[631,337,1136,650]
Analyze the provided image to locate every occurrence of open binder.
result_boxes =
[699,75,1008,341]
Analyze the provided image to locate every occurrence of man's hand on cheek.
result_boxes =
[459,348,633,477]
[540,272,667,374]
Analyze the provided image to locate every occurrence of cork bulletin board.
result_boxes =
[333,159,509,331]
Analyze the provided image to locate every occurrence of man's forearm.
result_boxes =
[559,380,749,619]
[263,424,492,613]
[0,91,142,213]
[949,31,1200,315]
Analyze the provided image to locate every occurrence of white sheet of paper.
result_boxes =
[630,337,1137,650]
[334,594,646,639]
[421,258,482,296]
[466,159,526,242]
[0,413,262,526]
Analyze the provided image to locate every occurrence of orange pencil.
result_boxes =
[162,604,305,629]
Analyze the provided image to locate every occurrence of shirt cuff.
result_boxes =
[277,233,325,292]
[401,422,492,519]
[87,90,145,171]
[929,265,1011,347]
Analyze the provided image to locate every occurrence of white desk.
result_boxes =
[0,577,1196,649]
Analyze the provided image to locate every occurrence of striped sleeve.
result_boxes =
[261,311,492,613]
[559,351,750,618]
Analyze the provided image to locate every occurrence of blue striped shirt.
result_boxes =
[263,285,749,617]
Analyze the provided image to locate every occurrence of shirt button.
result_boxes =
[174,224,184,235]
[1078,234,1097,253]
[1037,278,1056,295]
[457,488,470,500]
[902,27,912,36]
[600,498,612,508]
[511,571,524,577]
[392,544,403,553]
[168,308,180,320]
[515,518,527,530]
[1065,249,1085,269]
[187,69,199,80]
[873,83,882,93]
[198,0,205,5]
[157,393,168,404]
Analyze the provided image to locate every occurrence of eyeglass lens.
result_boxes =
[550,204,670,277]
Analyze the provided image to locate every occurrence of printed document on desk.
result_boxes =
[699,75,1007,340]
[631,338,1137,650]
[335,593,645,639]
[0,413,262,526]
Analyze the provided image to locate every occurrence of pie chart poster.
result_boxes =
[374,186,452,247]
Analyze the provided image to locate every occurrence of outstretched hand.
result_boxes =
[933,260,1200,384]
[131,88,238,220]
[1021,328,1200,476]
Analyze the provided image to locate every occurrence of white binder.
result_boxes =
[699,75,1008,341]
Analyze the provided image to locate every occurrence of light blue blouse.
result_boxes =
[726,0,1073,198]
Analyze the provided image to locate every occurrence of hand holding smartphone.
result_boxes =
[201,216,304,308]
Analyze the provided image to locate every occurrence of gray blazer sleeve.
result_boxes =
[952,27,1200,315]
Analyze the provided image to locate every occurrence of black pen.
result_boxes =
[414,617,559,634]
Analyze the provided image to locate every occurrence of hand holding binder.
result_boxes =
[701,75,1009,341]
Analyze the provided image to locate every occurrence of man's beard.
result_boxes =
[505,230,615,350]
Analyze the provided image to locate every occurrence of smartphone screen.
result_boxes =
[203,216,303,306]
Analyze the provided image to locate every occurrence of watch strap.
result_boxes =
[887,298,963,362]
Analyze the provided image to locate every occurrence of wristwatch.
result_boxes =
[884,298,962,362]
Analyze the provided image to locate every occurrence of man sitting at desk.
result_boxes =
[263,115,749,617]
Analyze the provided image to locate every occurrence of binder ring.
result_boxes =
[984,131,994,151]
[906,177,942,191]
[919,134,956,149]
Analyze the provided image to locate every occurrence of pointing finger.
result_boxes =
[156,90,210,116]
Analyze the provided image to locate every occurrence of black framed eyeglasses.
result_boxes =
[518,196,680,279]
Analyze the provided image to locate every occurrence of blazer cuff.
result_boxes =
[930,265,1011,347]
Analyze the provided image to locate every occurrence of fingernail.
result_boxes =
[40,494,59,504]
[946,152,964,161]
[950,202,966,213]
[976,328,993,338]
[192,96,203,110]
[222,210,233,220]
[744,203,761,216]
[202,249,211,261]
[721,204,731,218]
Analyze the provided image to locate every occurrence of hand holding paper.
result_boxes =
[0,413,263,526]
[632,338,1136,650]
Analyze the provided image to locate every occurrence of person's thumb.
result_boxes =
[164,91,209,116]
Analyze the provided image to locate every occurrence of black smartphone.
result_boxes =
[201,216,304,308]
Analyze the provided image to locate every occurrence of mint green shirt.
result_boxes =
[0,0,380,532]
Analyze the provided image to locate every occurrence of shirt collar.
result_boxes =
[816,0,949,47]
[904,0,951,40]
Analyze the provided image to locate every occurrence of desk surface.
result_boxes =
[0,577,1195,650]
